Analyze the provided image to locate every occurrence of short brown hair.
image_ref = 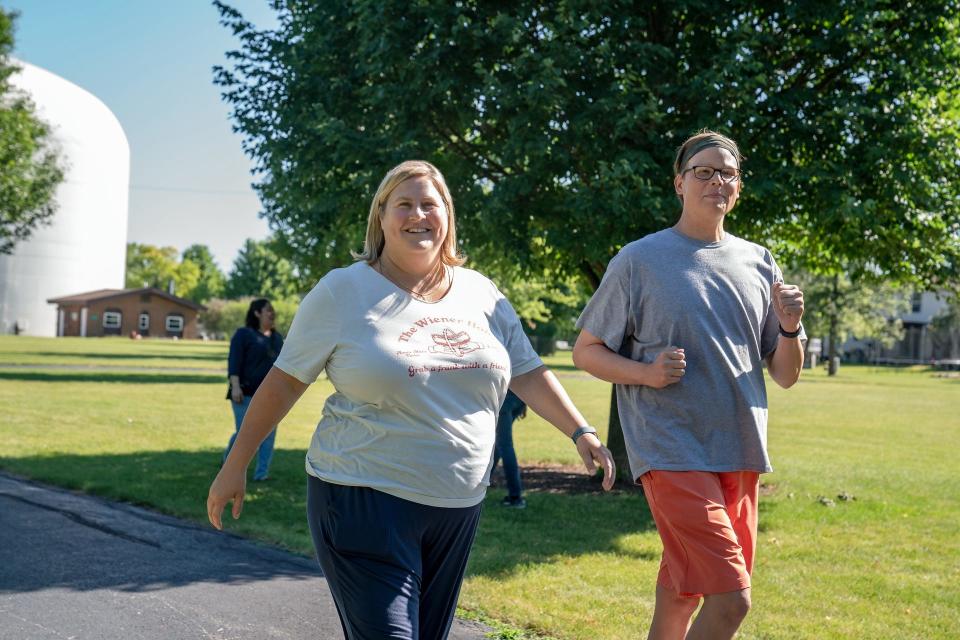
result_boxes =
[673,129,744,204]
[673,129,743,177]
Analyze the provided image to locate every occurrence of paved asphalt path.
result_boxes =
[0,473,489,640]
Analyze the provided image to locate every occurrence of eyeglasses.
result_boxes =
[683,166,742,183]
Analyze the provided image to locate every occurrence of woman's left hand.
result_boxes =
[576,434,616,491]
[772,282,804,332]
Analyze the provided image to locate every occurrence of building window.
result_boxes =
[103,311,122,329]
[138,313,150,331]
[910,292,922,313]
[166,314,184,332]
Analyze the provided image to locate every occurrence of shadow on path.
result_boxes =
[0,471,487,640]
[2,449,661,588]
[0,471,318,595]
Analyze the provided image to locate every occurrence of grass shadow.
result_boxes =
[472,486,658,579]
[542,362,579,372]
[1,449,658,587]
[0,370,223,384]
[18,351,224,362]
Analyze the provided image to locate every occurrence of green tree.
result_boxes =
[215,1,960,476]
[0,9,64,254]
[794,271,908,368]
[215,1,960,286]
[181,244,226,303]
[125,242,200,298]
[225,238,300,300]
[486,263,589,353]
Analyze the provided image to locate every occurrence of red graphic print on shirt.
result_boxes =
[394,316,504,377]
[430,328,482,357]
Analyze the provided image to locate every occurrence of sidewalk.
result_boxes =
[0,472,490,640]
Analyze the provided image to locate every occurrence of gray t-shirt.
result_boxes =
[576,228,803,479]
[275,262,542,508]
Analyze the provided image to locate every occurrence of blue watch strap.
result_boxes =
[571,425,598,444]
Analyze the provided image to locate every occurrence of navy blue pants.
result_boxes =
[306,476,482,640]
[492,391,526,498]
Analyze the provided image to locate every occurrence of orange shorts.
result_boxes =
[640,470,760,598]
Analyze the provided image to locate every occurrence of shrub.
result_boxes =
[200,296,301,340]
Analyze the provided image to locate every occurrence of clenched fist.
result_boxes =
[773,282,804,332]
[645,346,686,389]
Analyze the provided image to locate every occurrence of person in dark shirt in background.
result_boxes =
[224,298,284,481]
[492,389,528,508]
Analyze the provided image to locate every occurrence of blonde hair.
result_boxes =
[353,160,466,266]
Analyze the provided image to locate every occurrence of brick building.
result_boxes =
[47,288,206,339]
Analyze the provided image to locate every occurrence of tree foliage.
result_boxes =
[182,243,227,303]
[215,1,960,474]
[215,1,960,292]
[125,243,201,300]
[487,264,586,327]
[0,9,64,254]
[794,271,907,345]
[225,237,301,300]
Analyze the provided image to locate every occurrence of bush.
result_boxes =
[270,296,299,336]
[199,298,248,340]
[199,295,301,339]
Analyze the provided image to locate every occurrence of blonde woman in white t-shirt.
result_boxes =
[207,160,615,640]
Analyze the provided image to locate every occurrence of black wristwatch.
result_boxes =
[779,323,802,338]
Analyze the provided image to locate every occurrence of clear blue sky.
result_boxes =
[5,0,278,272]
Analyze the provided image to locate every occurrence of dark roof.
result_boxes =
[46,289,123,304]
[47,287,206,311]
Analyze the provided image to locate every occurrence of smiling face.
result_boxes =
[254,303,275,330]
[380,176,449,264]
[674,145,742,219]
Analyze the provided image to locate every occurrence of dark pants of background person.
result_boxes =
[492,392,526,499]
[223,395,276,481]
[306,476,482,640]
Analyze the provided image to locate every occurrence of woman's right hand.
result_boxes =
[231,384,243,404]
[207,466,246,530]
[644,347,686,388]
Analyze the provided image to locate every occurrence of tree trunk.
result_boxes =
[605,384,633,481]
[828,273,840,376]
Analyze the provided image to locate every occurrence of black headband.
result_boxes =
[678,136,741,173]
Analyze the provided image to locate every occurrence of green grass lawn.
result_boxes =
[1,335,958,639]
[0,334,226,369]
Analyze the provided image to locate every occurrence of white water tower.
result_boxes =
[0,60,129,336]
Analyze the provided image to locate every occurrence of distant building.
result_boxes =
[843,291,954,363]
[0,60,129,337]
[47,288,205,339]
[897,291,952,361]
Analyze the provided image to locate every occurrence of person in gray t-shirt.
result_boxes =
[573,130,805,640]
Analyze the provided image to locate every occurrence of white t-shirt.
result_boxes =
[274,261,543,507]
